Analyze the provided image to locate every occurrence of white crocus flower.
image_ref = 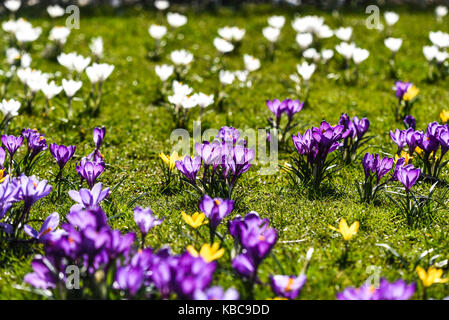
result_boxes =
[429,31,449,48]
[20,53,31,68]
[49,26,71,45]
[316,25,333,39]
[352,48,369,65]
[90,37,104,59]
[243,54,260,72]
[194,92,214,109]
[291,15,325,34]
[296,62,316,81]
[41,81,62,100]
[167,12,187,28]
[15,26,42,43]
[0,99,21,119]
[154,0,169,10]
[303,48,320,62]
[335,27,352,41]
[62,79,82,98]
[85,63,114,84]
[170,50,193,65]
[180,95,198,109]
[5,48,20,65]
[218,26,245,42]
[73,55,91,74]
[336,42,356,60]
[268,16,285,29]
[320,49,334,63]
[4,0,21,12]
[296,33,313,49]
[172,80,193,96]
[148,25,167,40]
[47,5,65,18]
[435,50,449,64]
[436,6,448,20]
[57,52,77,72]
[384,11,399,26]
[423,45,439,61]
[219,70,235,85]
[384,37,402,53]
[263,26,280,43]
[155,64,174,82]
[214,37,234,53]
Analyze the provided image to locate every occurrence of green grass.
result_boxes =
[1,4,449,300]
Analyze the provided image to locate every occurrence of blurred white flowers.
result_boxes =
[436,6,448,21]
[429,31,449,48]
[90,37,104,59]
[352,48,369,65]
[218,26,245,42]
[154,0,169,11]
[47,5,65,18]
[155,64,174,82]
[296,62,316,81]
[335,27,352,42]
[41,81,62,100]
[268,16,285,29]
[214,37,234,54]
[0,99,21,120]
[58,52,91,74]
[384,11,399,26]
[86,63,114,84]
[167,13,187,28]
[263,26,280,43]
[49,26,71,45]
[296,33,313,49]
[219,70,235,85]
[62,79,82,98]
[243,54,260,72]
[384,37,403,53]
[336,42,356,60]
[170,49,193,66]
[148,25,167,40]
[4,0,21,13]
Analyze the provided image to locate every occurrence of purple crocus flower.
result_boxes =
[438,128,449,156]
[133,206,164,237]
[115,265,144,296]
[173,252,216,299]
[68,182,110,211]
[232,253,256,278]
[229,212,277,272]
[337,284,380,300]
[350,116,370,139]
[266,99,284,120]
[195,141,222,167]
[394,81,412,100]
[0,147,5,168]
[24,212,63,242]
[418,132,440,154]
[377,278,415,300]
[49,143,76,170]
[93,126,106,149]
[1,134,23,158]
[175,155,201,183]
[362,153,376,179]
[199,194,234,229]
[22,129,47,160]
[0,178,19,219]
[390,129,406,151]
[76,157,105,188]
[396,164,421,192]
[15,175,52,210]
[24,257,58,290]
[312,121,346,150]
[217,126,241,145]
[405,128,422,155]
[282,99,303,120]
[375,155,394,182]
[337,278,415,300]
[403,115,416,129]
[194,286,239,300]
[270,274,306,300]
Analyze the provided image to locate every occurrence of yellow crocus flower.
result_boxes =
[440,110,449,123]
[159,151,182,170]
[394,151,413,165]
[181,211,208,229]
[186,242,225,262]
[0,169,5,183]
[328,218,359,241]
[416,266,449,287]
[403,85,419,101]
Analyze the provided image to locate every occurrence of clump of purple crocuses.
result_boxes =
[358,153,394,203]
[266,99,303,148]
[290,121,347,192]
[337,278,415,300]
[338,113,371,164]
[176,126,254,199]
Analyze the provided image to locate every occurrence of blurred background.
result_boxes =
[4,0,449,12]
